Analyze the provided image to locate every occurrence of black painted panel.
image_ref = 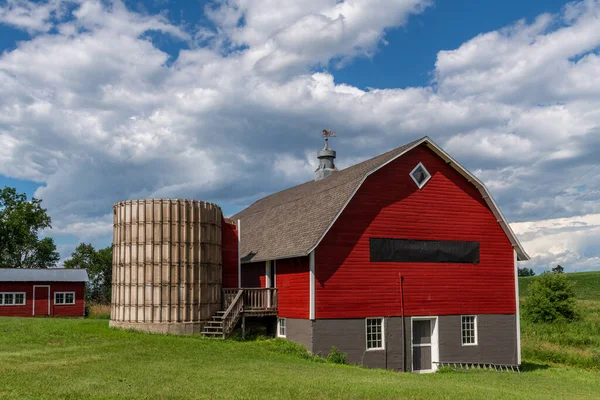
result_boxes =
[370,238,480,264]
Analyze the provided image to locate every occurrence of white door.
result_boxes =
[412,317,439,373]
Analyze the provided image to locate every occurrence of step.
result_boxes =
[201,332,224,337]
[204,327,223,331]
[205,321,223,327]
[202,326,223,332]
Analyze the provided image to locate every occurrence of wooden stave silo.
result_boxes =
[109,199,222,334]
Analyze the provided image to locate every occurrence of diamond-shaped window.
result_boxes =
[410,163,431,189]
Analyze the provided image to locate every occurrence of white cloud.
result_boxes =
[512,213,600,272]
[0,0,599,271]
[0,0,65,33]
[207,0,431,73]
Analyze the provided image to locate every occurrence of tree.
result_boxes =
[552,264,564,274]
[518,267,535,277]
[65,243,113,304]
[0,187,60,268]
[522,272,578,323]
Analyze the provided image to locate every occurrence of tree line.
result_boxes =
[0,187,112,304]
[519,264,565,277]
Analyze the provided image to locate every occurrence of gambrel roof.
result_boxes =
[232,137,529,263]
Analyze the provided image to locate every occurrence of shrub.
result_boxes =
[87,304,111,319]
[326,346,347,364]
[523,272,578,323]
[265,338,324,362]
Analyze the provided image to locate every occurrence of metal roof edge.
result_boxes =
[240,252,309,264]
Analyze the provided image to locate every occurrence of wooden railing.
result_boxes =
[222,288,278,311]
[222,288,240,310]
[221,289,244,338]
[243,288,278,311]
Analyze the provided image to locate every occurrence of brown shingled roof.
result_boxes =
[232,137,424,262]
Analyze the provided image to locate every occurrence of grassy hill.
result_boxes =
[1,318,600,400]
[519,271,600,300]
[519,270,600,370]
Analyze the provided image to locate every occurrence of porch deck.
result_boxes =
[201,288,278,338]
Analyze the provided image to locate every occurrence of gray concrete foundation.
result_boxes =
[283,314,519,371]
[109,320,206,335]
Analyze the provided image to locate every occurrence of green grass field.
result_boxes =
[519,271,600,370]
[0,318,600,400]
[1,271,599,399]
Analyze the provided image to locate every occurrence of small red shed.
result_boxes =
[0,269,88,317]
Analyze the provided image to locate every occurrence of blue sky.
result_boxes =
[1,0,599,272]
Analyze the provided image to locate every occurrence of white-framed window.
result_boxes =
[366,318,385,350]
[461,315,478,346]
[410,162,431,189]
[0,292,26,306]
[277,318,286,338]
[54,292,75,305]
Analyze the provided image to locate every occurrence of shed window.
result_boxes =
[277,318,286,338]
[0,292,26,305]
[461,315,478,346]
[410,163,431,189]
[55,292,75,305]
[366,318,385,350]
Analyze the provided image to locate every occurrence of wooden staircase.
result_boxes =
[200,311,227,337]
[201,288,278,338]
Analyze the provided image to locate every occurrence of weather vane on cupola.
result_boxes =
[322,129,336,142]
[315,129,338,181]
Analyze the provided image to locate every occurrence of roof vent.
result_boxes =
[315,129,338,181]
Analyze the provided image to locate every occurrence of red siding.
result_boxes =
[0,281,85,317]
[241,262,265,288]
[315,144,516,319]
[276,257,309,319]
[0,283,32,317]
[222,219,239,288]
[50,283,86,317]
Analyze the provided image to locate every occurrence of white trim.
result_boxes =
[514,249,522,364]
[410,316,439,373]
[54,291,75,305]
[273,260,277,288]
[265,260,272,288]
[237,219,242,287]
[0,292,27,306]
[365,317,385,351]
[32,285,50,316]
[307,137,529,261]
[309,250,315,320]
[409,162,431,189]
[277,318,286,338]
[265,260,272,308]
[460,315,478,346]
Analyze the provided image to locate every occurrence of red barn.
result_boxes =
[228,136,529,372]
[0,269,88,317]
